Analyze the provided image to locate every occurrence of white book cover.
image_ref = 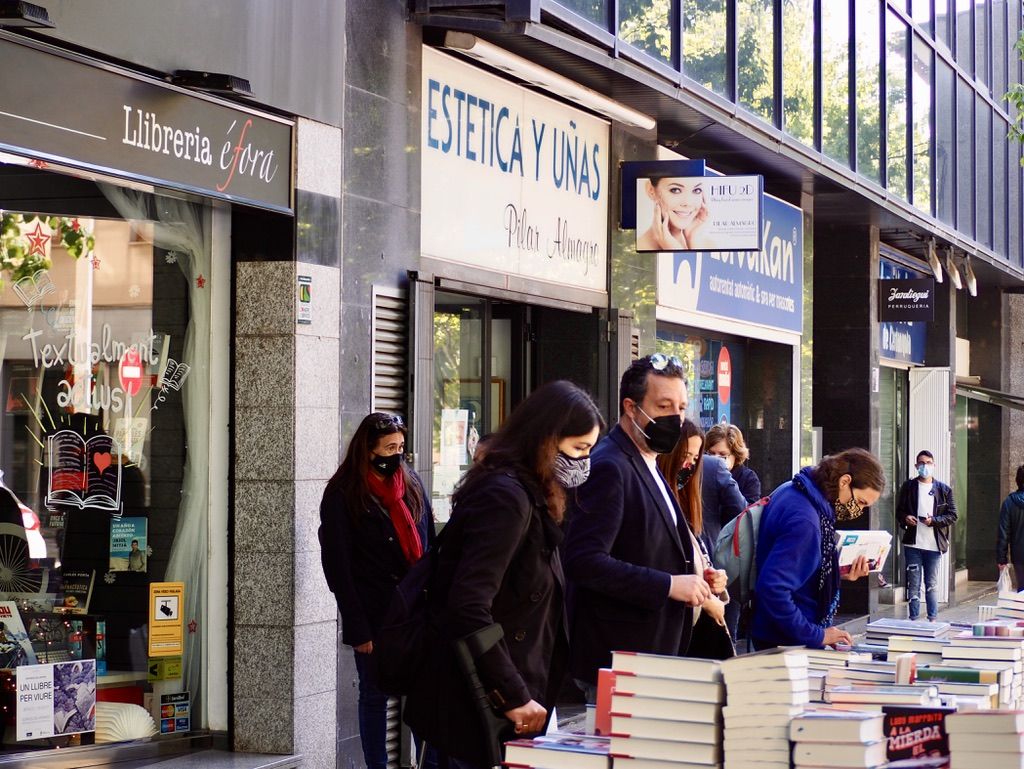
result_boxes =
[837,530,892,575]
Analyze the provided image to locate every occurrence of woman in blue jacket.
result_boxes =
[751,448,884,649]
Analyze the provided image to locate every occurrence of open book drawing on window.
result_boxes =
[45,430,122,512]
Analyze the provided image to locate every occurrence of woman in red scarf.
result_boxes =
[318,412,435,769]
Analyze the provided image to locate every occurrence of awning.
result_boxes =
[956,382,1024,412]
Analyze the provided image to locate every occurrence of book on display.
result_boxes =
[789,709,885,743]
[725,687,810,706]
[837,530,893,575]
[720,647,808,677]
[942,645,1022,662]
[888,635,952,655]
[503,734,610,769]
[608,714,720,744]
[609,693,720,722]
[948,732,1024,752]
[612,759,724,769]
[611,652,722,682]
[945,709,1024,733]
[867,619,952,638]
[826,684,940,706]
[612,673,724,703]
[595,668,614,736]
[948,753,1024,769]
[883,704,955,761]
[793,739,888,768]
[609,735,720,764]
[916,666,1001,684]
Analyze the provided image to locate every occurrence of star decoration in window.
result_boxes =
[25,223,50,258]
[196,274,206,289]
[188,619,198,634]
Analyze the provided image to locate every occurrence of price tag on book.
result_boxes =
[148,582,185,658]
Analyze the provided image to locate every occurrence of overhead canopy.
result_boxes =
[956,382,1024,412]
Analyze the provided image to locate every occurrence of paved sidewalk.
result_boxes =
[839,579,999,637]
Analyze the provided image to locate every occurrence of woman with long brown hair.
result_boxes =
[404,380,605,769]
[752,448,883,649]
[318,412,434,769]
[657,419,731,657]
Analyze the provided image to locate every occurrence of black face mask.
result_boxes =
[677,465,696,490]
[371,453,403,477]
[632,405,683,455]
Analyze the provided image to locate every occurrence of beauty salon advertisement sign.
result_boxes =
[657,193,803,335]
[421,48,609,292]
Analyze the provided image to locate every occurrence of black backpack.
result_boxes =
[373,523,451,696]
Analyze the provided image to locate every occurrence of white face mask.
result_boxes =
[553,452,590,488]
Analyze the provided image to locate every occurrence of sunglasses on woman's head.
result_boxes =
[371,414,405,431]
[650,353,684,372]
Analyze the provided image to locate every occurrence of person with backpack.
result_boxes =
[751,448,881,649]
[997,464,1024,589]
[317,412,436,769]
[657,418,733,659]
[403,380,604,769]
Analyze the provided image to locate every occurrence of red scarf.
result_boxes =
[365,469,423,565]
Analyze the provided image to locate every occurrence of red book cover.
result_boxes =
[595,668,615,736]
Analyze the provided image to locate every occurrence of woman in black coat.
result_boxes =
[318,412,434,769]
[404,380,605,769]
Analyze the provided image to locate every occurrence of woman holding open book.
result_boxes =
[751,448,883,650]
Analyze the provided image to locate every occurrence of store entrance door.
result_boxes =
[879,366,910,597]
[429,291,601,520]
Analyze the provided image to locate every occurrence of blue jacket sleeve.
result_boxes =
[755,510,826,648]
[999,499,1011,565]
[563,458,672,611]
[716,462,747,527]
[737,466,762,504]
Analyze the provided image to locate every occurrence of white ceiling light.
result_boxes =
[442,32,657,130]
[946,247,963,290]
[926,238,943,283]
[963,253,978,297]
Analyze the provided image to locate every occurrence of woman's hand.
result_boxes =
[842,554,871,581]
[822,626,853,648]
[354,641,373,654]
[702,595,727,627]
[651,203,687,251]
[505,699,547,736]
[684,204,711,247]
[703,567,728,595]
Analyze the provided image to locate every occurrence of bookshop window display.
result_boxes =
[0,183,212,751]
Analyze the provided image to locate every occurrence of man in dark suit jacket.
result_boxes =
[564,355,715,695]
[895,449,957,621]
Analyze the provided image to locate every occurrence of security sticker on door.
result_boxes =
[149,582,185,657]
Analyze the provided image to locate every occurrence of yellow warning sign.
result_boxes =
[148,582,185,657]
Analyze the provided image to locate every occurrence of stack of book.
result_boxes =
[865,618,952,648]
[824,683,942,712]
[940,632,1023,709]
[916,665,1001,709]
[996,591,1024,623]
[504,734,611,769]
[946,710,1024,769]
[805,648,874,703]
[606,651,724,768]
[721,648,809,769]
[887,634,952,666]
[789,709,887,768]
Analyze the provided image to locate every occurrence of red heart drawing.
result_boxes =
[93,452,112,474]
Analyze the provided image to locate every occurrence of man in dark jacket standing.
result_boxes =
[564,355,715,698]
[896,450,958,621]
[997,465,1024,589]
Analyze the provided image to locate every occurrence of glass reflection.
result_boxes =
[956,0,973,72]
[975,0,989,85]
[822,1,850,163]
[912,0,933,34]
[856,0,882,181]
[995,117,1008,256]
[936,0,952,48]
[976,97,991,247]
[619,0,672,63]
[783,0,814,146]
[683,0,728,95]
[887,11,909,200]
[555,0,608,27]
[738,0,776,123]
[956,78,975,237]
[912,35,933,213]
[936,59,956,224]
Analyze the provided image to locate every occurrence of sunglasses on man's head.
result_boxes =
[650,352,684,372]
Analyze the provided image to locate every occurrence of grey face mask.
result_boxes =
[553,452,591,488]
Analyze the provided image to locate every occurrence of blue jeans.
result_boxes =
[905,547,941,620]
[353,652,439,769]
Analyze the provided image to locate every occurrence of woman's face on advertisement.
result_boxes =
[648,178,704,228]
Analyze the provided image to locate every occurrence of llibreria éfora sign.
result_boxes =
[0,35,292,212]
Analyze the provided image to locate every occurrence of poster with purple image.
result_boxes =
[53,660,95,735]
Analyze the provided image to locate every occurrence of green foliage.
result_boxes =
[0,212,94,287]
[1007,30,1024,163]
[619,0,672,62]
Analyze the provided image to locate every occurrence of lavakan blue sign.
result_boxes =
[658,194,803,335]
[879,258,927,365]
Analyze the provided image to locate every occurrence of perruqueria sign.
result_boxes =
[878,278,935,322]
[0,33,293,213]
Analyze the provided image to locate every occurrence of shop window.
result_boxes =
[683,0,727,95]
[618,0,672,64]
[371,287,408,418]
[976,97,993,247]
[912,35,934,213]
[887,11,910,200]
[782,0,815,147]
[936,58,956,224]
[737,0,776,124]
[957,77,976,237]
[822,1,851,165]
[0,183,210,750]
[855,0,882,182]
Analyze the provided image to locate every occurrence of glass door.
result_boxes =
[878,366,909,590]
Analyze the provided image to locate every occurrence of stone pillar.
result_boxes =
[232,118,342,769]
[1005,294,1024,495]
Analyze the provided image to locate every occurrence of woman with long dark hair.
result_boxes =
[752,448,882,649]
[318,412,434,769]
[404,380,605,769]
[657,419,731,658]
